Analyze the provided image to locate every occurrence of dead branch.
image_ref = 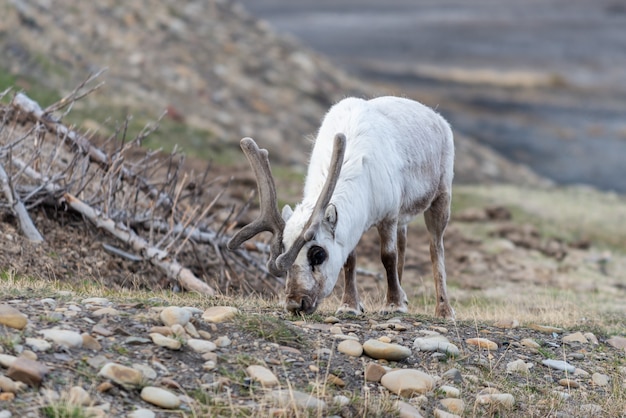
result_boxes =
[0,161,43,243]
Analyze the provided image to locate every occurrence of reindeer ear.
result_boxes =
[324,204,338,235]
[282,204,293,221]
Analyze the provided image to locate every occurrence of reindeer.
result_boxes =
[228,96,455,319]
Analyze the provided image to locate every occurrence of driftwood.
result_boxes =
[0,76,279,296]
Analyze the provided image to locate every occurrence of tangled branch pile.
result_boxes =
[0,79,281,297]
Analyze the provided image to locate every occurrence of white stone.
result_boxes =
[68,386,91,406]
[133,363,157,380]
[476,393,515,409]
[592,372,610,386]
[333,395,350,407]
[160,307,191,327]
[81,298,110,306]
[214,336,231,348]
[39,329,83,348]
[506,359,533,374]
[246,365,279,388]
[395,400,425,417]
[562,331,588,344]
[149,333,182,350]
[440,398,465,415]
[381,369,435,396]
[337,339,363,357]
[267,389,326,411]
[98,363,144,387]
[542,359,575,373]
[433,408,460,418]
[187,339,216,353]
[127,409,156,418]
[25,338,52,352]
[0,354,17,368]
[0,305,28,329]
[413,337,460,356]
[140,386,181,409]
[439,385,460,398]
[202,306,239,323]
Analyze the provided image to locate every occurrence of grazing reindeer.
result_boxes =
[228,96,455,318]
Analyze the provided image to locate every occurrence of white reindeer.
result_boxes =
[228,96,455,318]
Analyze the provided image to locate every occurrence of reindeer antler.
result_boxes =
[275,133,346,272]
[227,137,286,276]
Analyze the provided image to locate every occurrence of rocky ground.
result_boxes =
[0,285,625,418]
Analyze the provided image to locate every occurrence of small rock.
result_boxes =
[326,374,345,387]
[149,333,182,350]
[39,329,83,349]
[127,409,156,418]
[333,395,350,407]
[0,354,17,368]
[542,359,576,373]
[433,408,460,418]
[520,338,541,349]
[81,297,110,306]
[528,324,563,334]
[184,322,200,338]
[324,316,340,324]
[246,365,279,388]
[25,338,51,352]
[591,372,609,386]
[91,307,119,317]
[506,359,533,374]
[441,368,463,384]
[214,335,231,348]
[607,336,626,350]
[439,385,460,398]
[98,363,144,387]
[574,368,590,377]
[363,339,411,361]
[337,339,363,357]
[187,339,216,353]
[202,306,239,323]
[562,332,588,344]
[381,369,435,397]
[160,307,191,327]
[133,364,157,380]
[465,338,498,351]
[395,400,424,417]
[96,381,114,393]
[6,357,49,387]
[413,336,460,356]
[0,375,23,393]
[365,362,387,382]
[140,386,181,409]
[475,393,515,409]
[584,332,599,345]
[81,334,102,351]
[440,398,465,415]
[68,386,91,406]
[558,378,579,389]
[267,389,327,410]
[0,305,28,329]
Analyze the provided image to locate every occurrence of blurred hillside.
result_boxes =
[0,0,544,185]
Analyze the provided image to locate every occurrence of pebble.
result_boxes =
[395,400,425,417]
[558,378,579,389]
[465,337,498,351]
[333,395,350,407]
[433,408,460,418]
[381,369,435,397]
[326,374,345,387]
[591,372,609,386]
[91,307,120,317]
[440,398,465,414]
[68,386,91,406]
[475,393,515,409]
[0,305,28,329]
[202,306,239,323]
[267,389,327,411]
[607,336,626,350]
[81,334,102,351]
[506,359,533,374]
[140,386,181,409]
[133,364,157,380]
[214,336,231,348]
[520,338,541,349]
[25,338,51,352]
[562,332,588,344]
[337,339,363,357]
[528,324,563,334]
[246,365,279,388]
[187,339,217,353]
[439,385,460,398]
[494,318,519,329]
[0,354,17,368]
[441,368,463,384]
[160,306,191,327]
[542,359,576,373]
[413,336,460,357]
[127,409,156,418]
[98,363,144,387]
[363,339,411,361]
[149,333,182,350]
[39,329,83,348]
[365,362,387,382]
[6,357,49,387]
[0,376,23,393]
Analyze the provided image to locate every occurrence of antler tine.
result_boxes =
[227,137,285,276]
[275,133,346,271]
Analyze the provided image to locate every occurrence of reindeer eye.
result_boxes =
[307,246,327,268]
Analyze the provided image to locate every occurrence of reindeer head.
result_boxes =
[227,134,346,314]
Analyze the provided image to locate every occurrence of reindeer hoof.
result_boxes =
[435,303,455,320]
[380,302,408,315]
[336,303,364,316]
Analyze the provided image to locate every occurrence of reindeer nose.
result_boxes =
[286,295,315,314]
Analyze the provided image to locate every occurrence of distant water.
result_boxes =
[240,0,626,193]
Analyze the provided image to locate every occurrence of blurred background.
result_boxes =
[240,0,626,193]
[2,0,625,192]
